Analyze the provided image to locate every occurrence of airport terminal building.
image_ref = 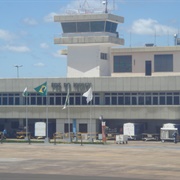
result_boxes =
[1,11,180,139]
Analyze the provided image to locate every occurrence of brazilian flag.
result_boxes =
[34,81,47,96]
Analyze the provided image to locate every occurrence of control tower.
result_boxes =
[54,7,124,77]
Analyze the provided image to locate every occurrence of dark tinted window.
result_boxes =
[154,54,173,72]
[77,22,90,32]
[61,22,76,33]
[90,21,105,32]
[105,21,117,33]
[113,55,132,72]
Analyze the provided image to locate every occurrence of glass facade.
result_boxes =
[1,91,180,106]
[61,21,118,33]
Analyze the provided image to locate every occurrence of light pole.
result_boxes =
[14,65,23,78]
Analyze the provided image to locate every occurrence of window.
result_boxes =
[138,93,144,105]
[50,97,54,105]
[167,93,173,105]
[90,21,105,32]
[132,96,137,105]
[159,93,166,105]
[15,97,19,105]
[105,93,110,105]
[77,22,90,32]
[75,93,81,105]
[61,22,76,33]
[100,53,108,60]
[174,96,179,105]
[64,123,73,133]
[145,93,152,105]
[113,55,132,72]
[118,93,124,105]
[105,21,117,33]
[112,93,117,105]
[154,54,173,72]
[79,124,87,133]
[94,93,100,105]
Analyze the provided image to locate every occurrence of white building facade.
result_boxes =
[1,12,180,138]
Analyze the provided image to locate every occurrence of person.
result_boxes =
[172,131,178,144]
[2,129,7,139]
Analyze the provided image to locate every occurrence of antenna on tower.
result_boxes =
[102,0,108,13]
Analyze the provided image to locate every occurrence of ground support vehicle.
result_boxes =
[160,123,180,142]
[115,134,128,144]
[142,133,160,141]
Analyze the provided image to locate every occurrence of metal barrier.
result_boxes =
[53,132,63,145]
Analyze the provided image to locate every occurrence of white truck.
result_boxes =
[123,123,144,140]
[160,123,180,142]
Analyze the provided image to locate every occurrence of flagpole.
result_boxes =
[45,95,49,143]
[90,103,92,142]
[67,84,70,142]
[68,99,70,142]
[25,94,28,140]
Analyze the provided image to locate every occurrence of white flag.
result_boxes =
[22,87,28,97]
[62,86,70,110]
[83,87,93,104]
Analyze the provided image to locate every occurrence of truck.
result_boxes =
[123,123,144,140]
[160,123,180,142]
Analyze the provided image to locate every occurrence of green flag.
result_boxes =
[62,86,69,110]
[34,81,47,96]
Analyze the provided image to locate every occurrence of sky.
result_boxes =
[0,0,180,78]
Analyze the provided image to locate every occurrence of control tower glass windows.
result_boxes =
[90,21,105,32]
[77,22,90,32]
[105,21,117,33]
[61,21,118,33]
[113,55,132,73]
[61,22,76,33]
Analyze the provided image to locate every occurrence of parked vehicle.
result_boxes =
[142,133,160,141]
[123,123,144,140]
[160,123,180,142]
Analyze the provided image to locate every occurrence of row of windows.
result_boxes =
[1,92,180,106]
[113,54,173,73]
[61,21,117,33]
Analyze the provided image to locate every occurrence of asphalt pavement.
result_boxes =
[0,141,180,180]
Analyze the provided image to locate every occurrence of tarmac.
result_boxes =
[0,140,180,180]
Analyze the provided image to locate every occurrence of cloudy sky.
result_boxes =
[0,0,179,78]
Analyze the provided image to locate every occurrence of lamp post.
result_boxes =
[99,115,106,143]
[14,65,23,78]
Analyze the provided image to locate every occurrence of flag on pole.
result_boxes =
[62,86,70,110]
[83,87,93,104]
[34,81,47,96]
[22,87,28,97]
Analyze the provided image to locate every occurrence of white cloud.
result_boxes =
[33,62,45,67]
[130,19,177,36]
[23,18,38,26]
[40,43,49,49]
[3,45,30,52]
[0,29,16,41]
[44,12,57,22]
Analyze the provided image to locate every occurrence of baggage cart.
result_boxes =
[116,134,128,144]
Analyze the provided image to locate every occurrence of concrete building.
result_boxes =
[1,10,180,139]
